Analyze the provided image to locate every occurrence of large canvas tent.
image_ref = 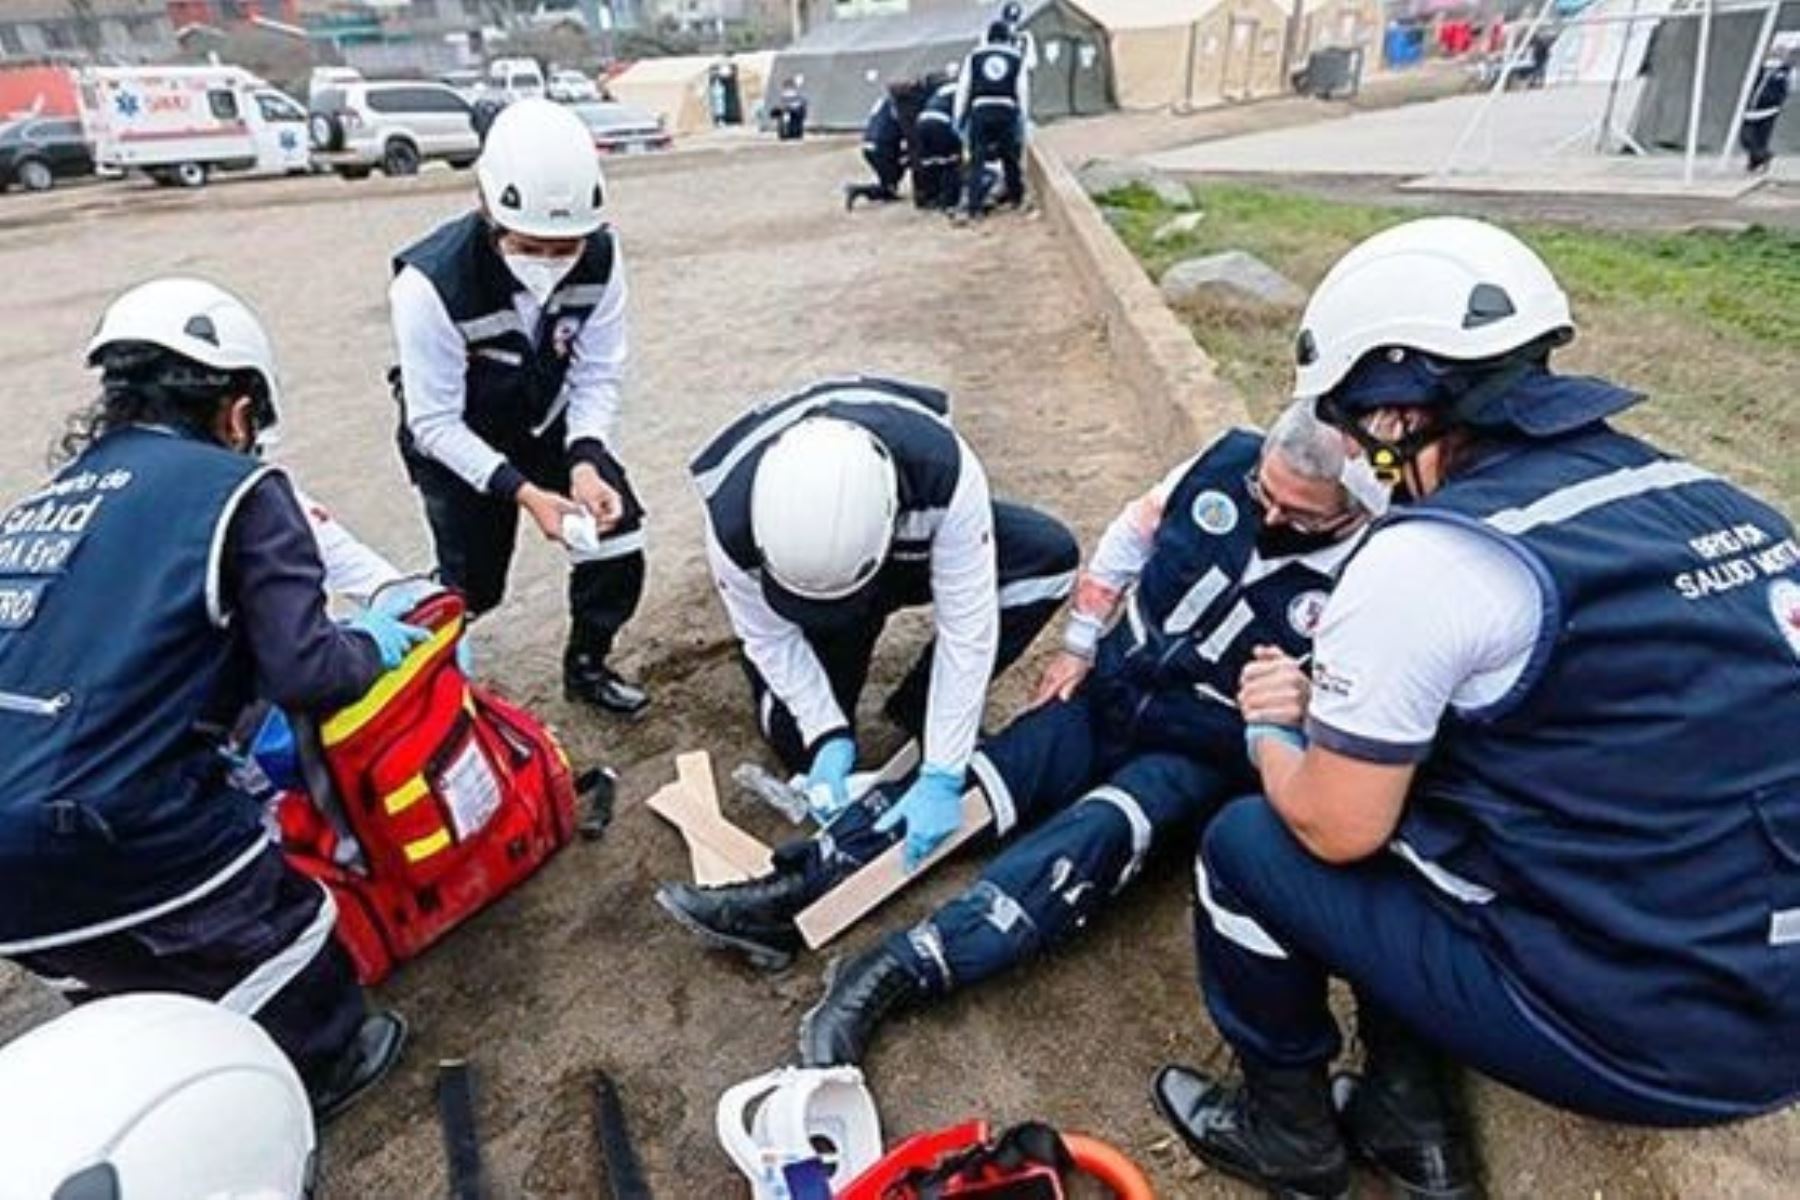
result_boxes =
[610,51,777,135]
[1070,0,1295,109]
[1296,0,1384,57]
[768,0,1113,130]
[1629,0,1799,154]
[1545,0,1677,83]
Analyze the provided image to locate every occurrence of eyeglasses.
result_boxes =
[1244,468,1354,535]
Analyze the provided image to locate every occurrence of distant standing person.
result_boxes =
[772,76,810,141]
[954,21,1029,221]
[1740,48,1795,174]
[388,99,650,716]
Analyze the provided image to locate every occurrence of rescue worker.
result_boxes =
[671,374,1077,875]
[390,98,649,716]
[955,21,1029,220]
[0,278,410,1121]
[912,75,965,212]
[660,402,1370,1071]
[1156,218,1800,1200]
[845,84,910,211]
[1740,48,1794,174]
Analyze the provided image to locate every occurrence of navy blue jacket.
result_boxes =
[0,427,380,947]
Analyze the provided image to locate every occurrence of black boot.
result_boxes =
[564,648,649,718]
[798,944,926,1067]
[309,1010,408,1125]
[654,869,818,971]
[1335,1008,1481,1199]
[1153,1060,1350,1199]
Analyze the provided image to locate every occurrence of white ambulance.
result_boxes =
[80,66,311,188]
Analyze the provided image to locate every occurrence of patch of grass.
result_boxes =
[1104,183,1800,512]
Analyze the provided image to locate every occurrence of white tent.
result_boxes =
[1071,0,1293,109]
[608,52,776,135]
[1546,0,1678,83]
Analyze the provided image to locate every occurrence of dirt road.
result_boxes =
[0,148,1231,1194]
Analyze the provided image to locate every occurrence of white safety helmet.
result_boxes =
[718,1066,884,1198]
[752,417,899,600]
[0,994,317,1199]
[477,97,606,239]
[87,276,283,438]
[1293,217,1572,402]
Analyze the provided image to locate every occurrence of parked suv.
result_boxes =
[0,118,94,193]
[310,80,480,179]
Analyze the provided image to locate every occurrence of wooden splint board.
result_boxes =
[645,752,774,886]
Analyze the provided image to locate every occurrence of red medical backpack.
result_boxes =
[277,592,577,984]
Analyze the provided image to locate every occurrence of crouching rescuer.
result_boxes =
[0,279,409,1121]
[390,98,648,716]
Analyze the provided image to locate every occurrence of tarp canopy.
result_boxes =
[610,51,776,135]
[1545,0,1678,83]
[1068,0,1294,109]
[768,0,1114,129]
[1629,0,1799,154]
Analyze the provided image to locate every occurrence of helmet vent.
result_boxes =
[592,183,604,207]
[1463,284,1516,329]
[1295,329,1318,366]
[183,315,219,346]
[499,184,522,210]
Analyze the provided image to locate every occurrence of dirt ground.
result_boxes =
[0,146,1224,1195]
[2,120,1795,1198]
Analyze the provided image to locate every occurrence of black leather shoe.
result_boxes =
[1335,1005,1482,1199]
[798,945,925,1067]
[564,655,649,717]
[310,1010,408,1125]
[654,872,815,971]
[1153,1062,1350,1199]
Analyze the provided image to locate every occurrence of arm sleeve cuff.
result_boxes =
[567,438,610,471]
[1305,715,1434,766]
[804,725,853,758]
[487,463,528,500]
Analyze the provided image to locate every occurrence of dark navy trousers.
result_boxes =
[1193,797,1750,1128]
[780,689,1252,996]
[13,844,365,1090]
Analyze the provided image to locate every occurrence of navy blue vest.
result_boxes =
[967,45,1024,105]
[690,377,962,625]
[1394,425,1800,1111]
[394,211,616,458]
[1092,430,1351,763]
[863,97,903,155]
[0,428,270,944]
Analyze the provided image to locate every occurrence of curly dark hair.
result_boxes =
[52,343,262,467]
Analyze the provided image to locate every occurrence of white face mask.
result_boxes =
[503,253,580,305]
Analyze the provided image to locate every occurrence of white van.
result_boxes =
[80,66,310,188]
[487,57,546,103]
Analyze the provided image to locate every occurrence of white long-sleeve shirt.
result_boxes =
[706,440,999,773]
[294,488,405,605]
[389,243,630,494]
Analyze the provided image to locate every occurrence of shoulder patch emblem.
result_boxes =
[1191,490,1239,536]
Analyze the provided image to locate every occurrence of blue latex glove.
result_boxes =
[1245,722,1307,768]
[369,577,440,619]
[875,764,965,872]
[345,608,430,670]
[805,736,857,817]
